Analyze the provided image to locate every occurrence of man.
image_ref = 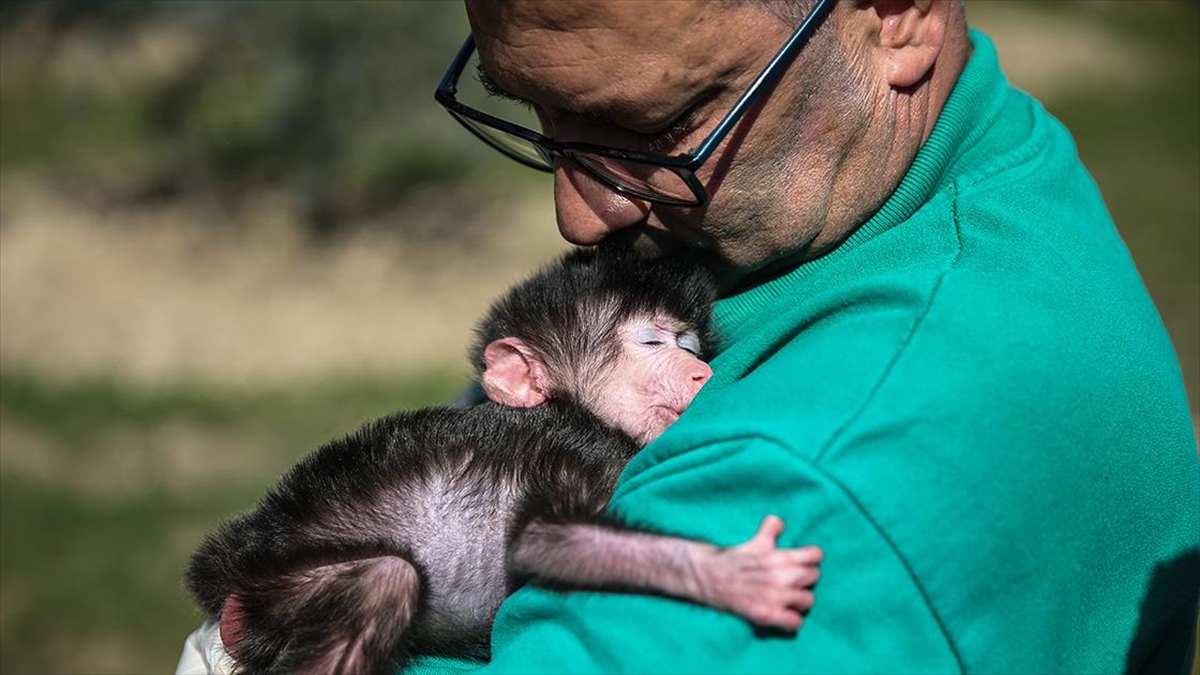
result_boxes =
[425,0,1199,672]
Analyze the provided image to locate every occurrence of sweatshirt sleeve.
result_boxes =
[474,435,961,674]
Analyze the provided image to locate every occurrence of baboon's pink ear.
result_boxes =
[481,338,550,407]
[219,593,247,656]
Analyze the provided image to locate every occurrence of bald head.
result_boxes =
[465,1,770,134]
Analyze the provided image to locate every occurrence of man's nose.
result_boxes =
[553,160,650,246]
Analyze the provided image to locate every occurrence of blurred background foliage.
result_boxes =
[0,1,1196,673]
[0,0,543,241]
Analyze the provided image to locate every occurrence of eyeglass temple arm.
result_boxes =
[437,35,477,97]
[688,0,835,164]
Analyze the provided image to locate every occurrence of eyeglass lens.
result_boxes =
[449,48,701,205]
[449,110,553,168]
[567,153,697,205]
[452,108,698,203]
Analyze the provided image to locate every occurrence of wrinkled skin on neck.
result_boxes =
[465,0,969,282]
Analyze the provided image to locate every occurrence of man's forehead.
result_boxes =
[466,0,766,121]
[474,0,706,34]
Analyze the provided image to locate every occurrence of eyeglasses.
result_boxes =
[433,0,833,207]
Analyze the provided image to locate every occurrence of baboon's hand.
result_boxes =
[696,515,822,631]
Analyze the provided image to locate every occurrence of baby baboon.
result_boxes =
[185,248,821,674]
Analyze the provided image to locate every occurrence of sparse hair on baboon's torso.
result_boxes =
[185,400,638,659]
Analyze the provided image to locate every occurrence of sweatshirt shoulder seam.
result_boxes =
[809,182,967,672]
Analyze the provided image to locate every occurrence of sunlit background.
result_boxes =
[0,2,1196,673]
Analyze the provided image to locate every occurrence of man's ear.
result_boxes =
[481,337,551,407]
[862,0,948,89]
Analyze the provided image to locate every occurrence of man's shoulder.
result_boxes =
[691,177,1194,462]
[654,231,1197,674]
[700,253,1192,460]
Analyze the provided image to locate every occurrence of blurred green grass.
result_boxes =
[0,371,464,674]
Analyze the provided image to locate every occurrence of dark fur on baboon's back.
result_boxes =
[185,401,640,673]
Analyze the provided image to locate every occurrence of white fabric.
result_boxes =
[175,618,234,675]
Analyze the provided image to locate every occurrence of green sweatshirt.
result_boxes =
[416,30,1199,674]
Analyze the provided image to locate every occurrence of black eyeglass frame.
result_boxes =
[433,0,834,207]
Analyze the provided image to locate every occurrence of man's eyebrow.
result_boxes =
[470,62,702,142]
[473,62,605,121]
[474,62,531,106]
